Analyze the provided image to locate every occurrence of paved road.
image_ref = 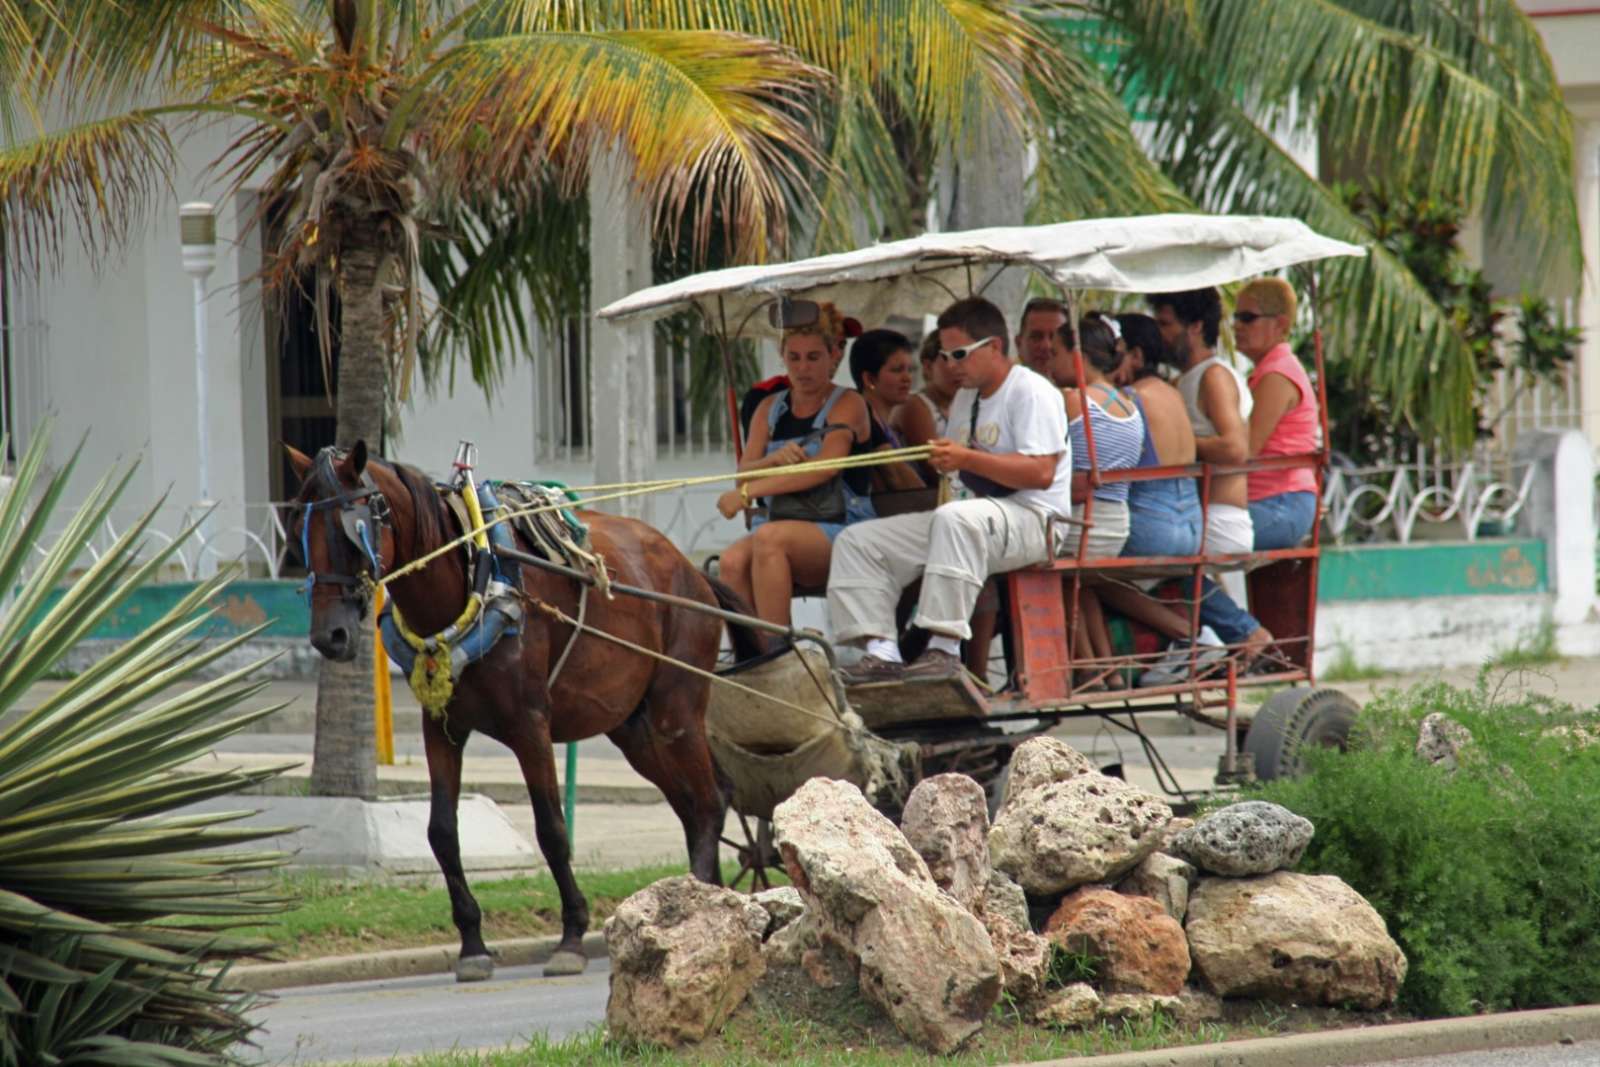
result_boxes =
[1381,1040,1600,1066]
[246,962,609,1065]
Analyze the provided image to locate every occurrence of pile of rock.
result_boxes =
[604,736,1407,1051]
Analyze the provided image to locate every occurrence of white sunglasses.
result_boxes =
[938,336,996,362]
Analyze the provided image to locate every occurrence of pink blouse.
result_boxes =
[1248,343,1319,501]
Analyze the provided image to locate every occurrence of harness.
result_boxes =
[301,449,390,614]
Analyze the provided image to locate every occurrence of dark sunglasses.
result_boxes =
[938,336,996,362]
[1233,310,1274,324]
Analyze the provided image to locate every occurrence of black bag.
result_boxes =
[766,477,847,523]
[958,391,1016,499]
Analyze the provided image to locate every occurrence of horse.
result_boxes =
[287,442,765,981]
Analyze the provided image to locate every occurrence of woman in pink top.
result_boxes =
[1195,277,1321,654]
[1238,278,1319,549]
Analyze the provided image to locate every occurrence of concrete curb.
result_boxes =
[1024,1004,1600,1067]
[231,775,666,806]
[228,931,608,992]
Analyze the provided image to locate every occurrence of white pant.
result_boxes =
[1202,503,1254,555]
[828,497,1053,643]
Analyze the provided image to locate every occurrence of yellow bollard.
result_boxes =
[373,585,395,766]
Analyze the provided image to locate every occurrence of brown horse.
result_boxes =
[288,442,763,980]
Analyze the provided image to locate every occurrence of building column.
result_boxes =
[944,115,1028,322]
[1577,117,1600,455]
[587,148,656,522]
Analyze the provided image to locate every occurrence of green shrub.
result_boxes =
[0,428,291,1065]
[1252,677,1600,1017]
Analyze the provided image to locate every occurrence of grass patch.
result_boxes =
[346,1006,1287,1067]
[1320,643,1387,683]
[1485,619,1561,671]
[1241,683,1287,707]
[243,862,765,959]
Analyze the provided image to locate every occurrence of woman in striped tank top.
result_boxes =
[1053,316,1146,684]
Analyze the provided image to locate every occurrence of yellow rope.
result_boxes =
[528,599,851,731]
[379,445,934,588]
[389,593,484,720]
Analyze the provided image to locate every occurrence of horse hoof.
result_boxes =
[454,954,495,983]
[543,950,587,977]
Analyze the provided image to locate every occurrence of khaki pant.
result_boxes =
[827,497,1053,643]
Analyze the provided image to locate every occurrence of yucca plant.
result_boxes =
[0,426,293,1066]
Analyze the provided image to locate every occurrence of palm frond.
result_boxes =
[0,111,174,273]
[1103,0,1579,277]
[1136,70,1481,447]
[418,182,589,392]
[413,29,825,260]
[1025,17,1190,222]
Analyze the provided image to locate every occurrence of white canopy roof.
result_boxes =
[596,214,1366,334]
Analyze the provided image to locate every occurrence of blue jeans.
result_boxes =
[1122,478,1203,558]
[1198,492,1317,643]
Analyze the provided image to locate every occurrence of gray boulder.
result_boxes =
[1416,712,1474,770]
[1169,801,1313,876]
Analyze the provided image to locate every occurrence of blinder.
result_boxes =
[300,447,390,610]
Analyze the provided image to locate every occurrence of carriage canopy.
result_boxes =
[596,214,1367,336]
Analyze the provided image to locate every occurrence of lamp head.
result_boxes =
[179,201,217,277]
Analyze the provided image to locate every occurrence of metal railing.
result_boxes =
[1323,459,1536,544]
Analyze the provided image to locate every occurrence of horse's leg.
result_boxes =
[608,677,726,885]
[422,716,493,982]
[497,710,591,977]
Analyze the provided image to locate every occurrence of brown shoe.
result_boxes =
[903,648,964,682]
[840,654,905,686]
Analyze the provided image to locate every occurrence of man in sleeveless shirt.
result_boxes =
[830,297,1073,684]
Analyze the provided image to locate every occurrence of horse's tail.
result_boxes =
[705,575,778,663]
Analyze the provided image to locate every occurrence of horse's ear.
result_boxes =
[350,439,368,478]
[284,445,314,484]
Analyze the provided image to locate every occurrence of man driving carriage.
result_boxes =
[830,297,1073,685]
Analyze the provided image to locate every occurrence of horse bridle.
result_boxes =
[300,447,391,610]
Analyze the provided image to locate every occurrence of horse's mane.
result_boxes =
[384,459,450,559]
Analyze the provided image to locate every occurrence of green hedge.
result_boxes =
[1252,679,1600,1017]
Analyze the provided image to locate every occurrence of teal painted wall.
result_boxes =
[1317,540,1546,602]
[36,580,310,640]
[32,540,1550,641]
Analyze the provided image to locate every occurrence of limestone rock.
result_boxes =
[1186,871,1407,1009]
[989,738,1172,895]
[774,778,1000,1053]
[1031,983,1100,1028]
[979,869,1031,931]
[605,876,769,1046]
[761,910,819,969]
[1416,712,1473,770]
[900,773,991,910]
[1098,993,1181,1023]
[1116,852,1196,923]
[1044,887,1190,996]
[1543,723,1600,750]
[1169,801,1313,877]
[983,911,1052,1003]
[752,886,805,938]
[1156,817,1196,852]
[1173,989,1225,1026]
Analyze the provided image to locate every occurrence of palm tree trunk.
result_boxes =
[310,217,388,799]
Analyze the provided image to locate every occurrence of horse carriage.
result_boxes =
[595,213,1370,887]
[293,213,1368,979]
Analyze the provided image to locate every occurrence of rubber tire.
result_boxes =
[1244,687,1360,781]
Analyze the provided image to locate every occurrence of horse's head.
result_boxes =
[287,441,398,662]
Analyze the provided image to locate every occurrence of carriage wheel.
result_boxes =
[721,813,780,892]
[1245,687,1360,780]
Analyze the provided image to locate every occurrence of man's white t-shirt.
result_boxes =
[951,365,1072,518]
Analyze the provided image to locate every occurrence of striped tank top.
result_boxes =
[1068,384,1145,504]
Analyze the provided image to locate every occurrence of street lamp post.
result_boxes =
[179,202,218,578]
